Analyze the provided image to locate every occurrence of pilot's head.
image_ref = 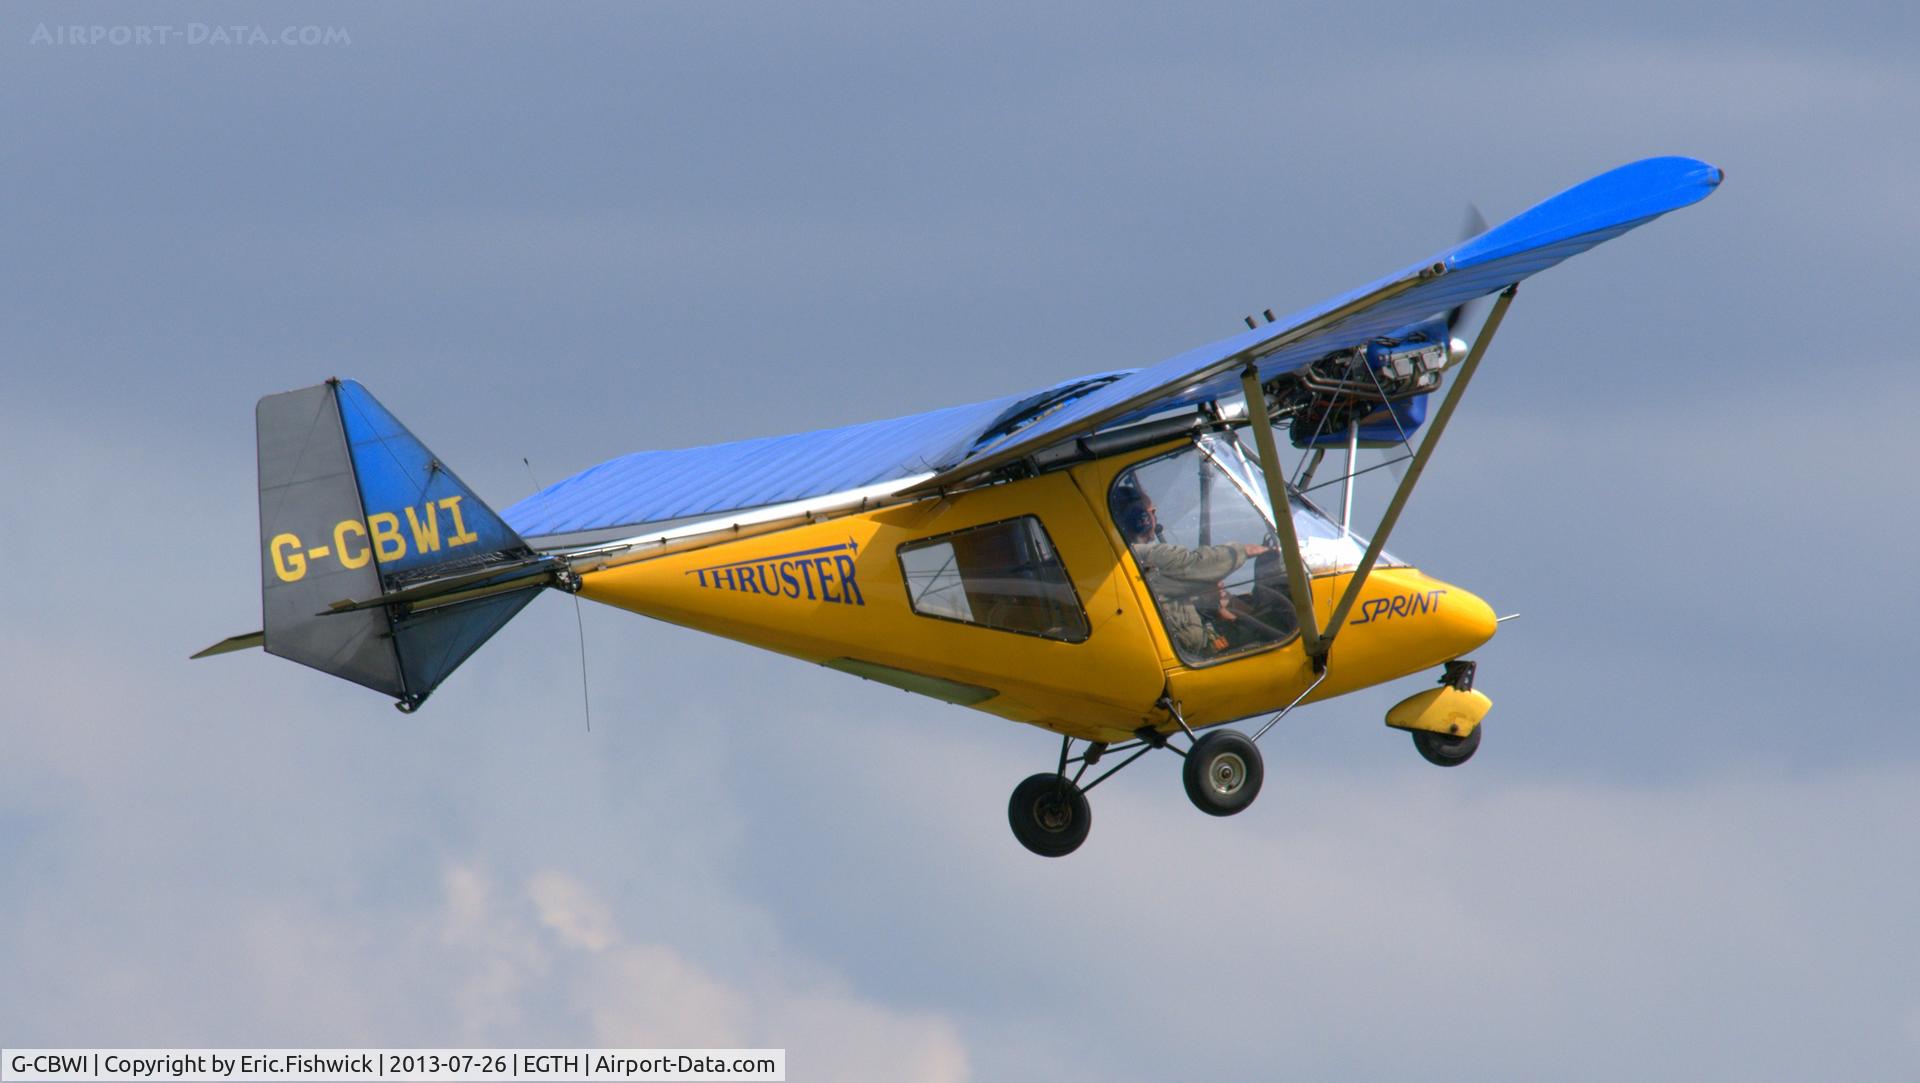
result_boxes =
[1112,485,1158,542]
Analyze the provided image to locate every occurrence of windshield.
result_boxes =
[1108,434,1400,666]
[1203,432,1401,576]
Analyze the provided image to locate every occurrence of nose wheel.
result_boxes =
[1401,660,1487,767]
[1412,724,1480,766]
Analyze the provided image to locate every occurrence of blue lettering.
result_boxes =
[689,544,867,606]
[834,554,864,605]
[1390,595,1408,617]
[815,556,840,603]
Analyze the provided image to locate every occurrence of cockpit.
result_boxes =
[1109,432,1399,665]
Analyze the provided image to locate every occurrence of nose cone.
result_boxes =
[1437,581,1498,656]
[1325,570,1498,687]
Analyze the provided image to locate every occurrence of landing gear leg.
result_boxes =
[1007,732,1163,856]
[1004,710,1272,854]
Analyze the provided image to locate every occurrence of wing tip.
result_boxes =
[1624,154,1724,207]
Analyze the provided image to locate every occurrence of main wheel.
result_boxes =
[1183,730,1264,816]
[1008,773,1092,857]
[1412,724,1481,767]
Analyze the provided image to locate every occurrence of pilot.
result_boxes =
[1112,484,1271,658]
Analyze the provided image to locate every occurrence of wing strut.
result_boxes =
[1240,367,1328,663]
[1320,285,1517,644]
[1241,284,1519,667]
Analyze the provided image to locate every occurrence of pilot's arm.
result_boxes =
[1134,542,1249,588]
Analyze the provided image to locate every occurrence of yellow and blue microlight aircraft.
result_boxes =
[198,157,1722,856]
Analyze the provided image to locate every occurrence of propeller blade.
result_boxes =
[1445,204,1493,338]
[1460,202,1489,241]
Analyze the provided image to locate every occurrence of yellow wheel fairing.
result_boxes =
[1385,685,1493,738]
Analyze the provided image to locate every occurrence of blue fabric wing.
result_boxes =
[912,156,1723,490]
[503,374,1125,538]
[507,157,1720,539]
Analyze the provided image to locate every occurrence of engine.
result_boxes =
[1261,317,1465,448]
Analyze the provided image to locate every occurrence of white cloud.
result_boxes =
[579,942,753,1048]
[758,992,969,1083]
[530,870,618,952]
[436,865,555,1041]
[478,866,972,1082]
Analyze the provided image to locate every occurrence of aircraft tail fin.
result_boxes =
[235,378,566,711]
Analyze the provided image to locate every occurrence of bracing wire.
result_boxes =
[526,458,592,733]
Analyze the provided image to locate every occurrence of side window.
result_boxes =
[897,517,1090,642]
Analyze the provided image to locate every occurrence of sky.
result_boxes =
[3,2,1918,1079]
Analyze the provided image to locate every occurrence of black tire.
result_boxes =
[1008,773,1092,857]
[1413,724,1481,767]
[1183,729,1264,816]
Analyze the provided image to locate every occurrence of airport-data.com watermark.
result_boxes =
[28,23,352,47]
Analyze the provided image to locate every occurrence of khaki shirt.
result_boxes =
[1130,541,1247,659]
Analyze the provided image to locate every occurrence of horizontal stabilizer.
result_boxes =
[190,631,264,659]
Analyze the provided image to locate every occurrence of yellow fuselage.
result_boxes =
[577,441,1495,743]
